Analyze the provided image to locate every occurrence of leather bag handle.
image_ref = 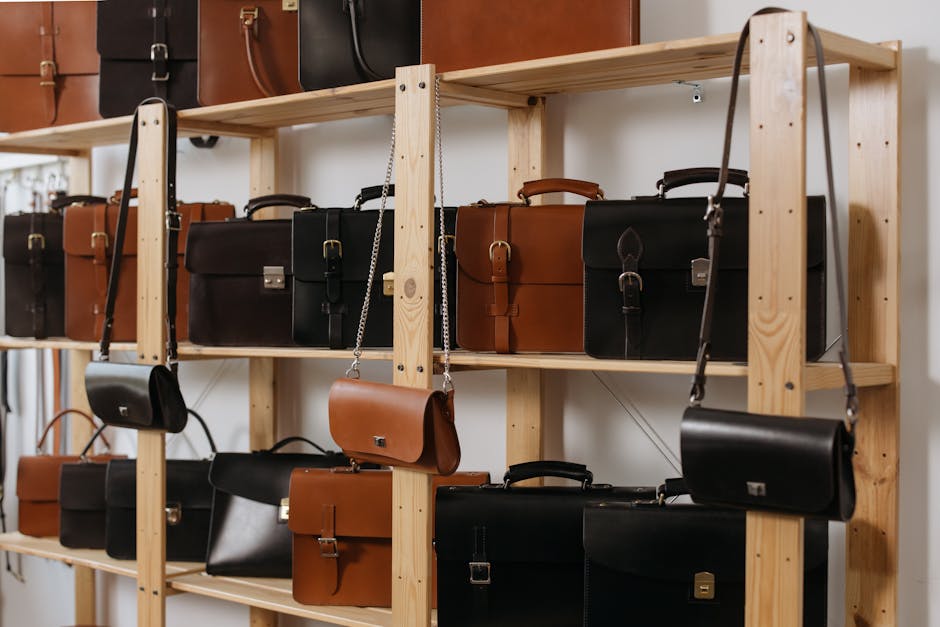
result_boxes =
[501,461,593,488]
[49,195,107,212]
[354,184,396,210]
[517,178,604,202]
[657,168,749,196]
[344,0,384,81]
[239,6,275,98]
[36,409,105,455]
[183,408,218,455]
[245,194,314,218]
[266,436,331,455]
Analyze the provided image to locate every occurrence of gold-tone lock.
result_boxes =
[278,497,290,523]
[383,272,395,296]
[694,571,715,600]
[165,503,182,526]
[282,0,298,10]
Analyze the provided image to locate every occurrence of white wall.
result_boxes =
[1,1,937,625]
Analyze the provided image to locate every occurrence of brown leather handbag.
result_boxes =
[0,2,100,132]
[288,467,489,607]
[455,178,602,353]
[16,409,121,538]
[63,192,234,342]
[421,0,639,73]
[198,0,303,105]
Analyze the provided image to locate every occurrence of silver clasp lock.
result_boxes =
[691,258,710,287]
[263,266,286,290]
[278,497,290,523]
[165,503,182,526]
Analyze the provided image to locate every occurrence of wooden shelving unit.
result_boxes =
[0,13,900,627]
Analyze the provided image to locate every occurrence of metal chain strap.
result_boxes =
[436,75,452,391]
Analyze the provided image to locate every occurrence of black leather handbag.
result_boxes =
[105,409,217,561]
[205,437,350,578]
[434,461,655,627]
[582,481,829,626]
[298,0,420,90]
[680,11,858,522]
[58,425,116,549]
[96,0,199,118]
[582,168,826,360]
[292,185,457,348]
[84,99,188,434]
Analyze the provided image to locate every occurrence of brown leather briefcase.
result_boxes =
[288,468,489,607]
[0,2,100,132]
[16,410,121,538]
[421,0,639,73]
[455,178,602,353]
[63,193,234,342]
[198,0,303,105]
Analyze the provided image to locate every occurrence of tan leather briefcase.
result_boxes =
[63,193,234,342]
[288,468,488,607]
[0,2,99,132]
[421,0,639,73]
[198,0,303,105]
[455,178,603,353]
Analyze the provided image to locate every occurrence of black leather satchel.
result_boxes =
[298,0,420,90]
[292,185,457,349]
[96,0,199,118]
[105,409,217,561]
[84,99,188,434]
[680,11,858,521]
[435,461,655,627]
[205,437,350,577]
[58,425,115,549]
[582,168,826,360]
[582,481,829,626]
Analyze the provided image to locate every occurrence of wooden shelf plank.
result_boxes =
[0,336,134,352]
[0,533,201,579]
[178,343,394,361]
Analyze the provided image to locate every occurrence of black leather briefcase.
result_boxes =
[292,185,456,349]
[96,0,199,117]
[435,461,655,627]
[205,437,350,578]
[298,0,420,90]
[4,203,62,337]
[582,168,826,361]
[583,499,829,626]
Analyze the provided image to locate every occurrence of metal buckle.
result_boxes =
[27,233,45,250]
[39,60,57,86]
[746,481,767,497]
[488,240,511,262]
[691,258,710,287]
[165,503,182,526]
[151,43,169,81]
[618,271,643,292]
[322,239,343,258]
[240,7,259,32]
[90,231,109,249]
[278,497,290,523]
[318,537,339,558]
[468,561,491,585]
[165,211,182,231]
[693,571,715,600]
[263,266,286,290]
[437,234,456,253]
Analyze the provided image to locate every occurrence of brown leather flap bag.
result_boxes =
[421,0,639,73]
[329,379,460,475]
[0,2,99,132]
[455,178,602,353]
[198,0,303,105]
[288,467,488,607]
[63,194,234,341]
[16,409,121,538]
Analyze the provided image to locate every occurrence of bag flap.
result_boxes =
[209,450,349,506]
[455,203,584,285]
[434,484,656,564]
[17,455,74,502]
[0,4,97,76]
[681,406,847,515]
[106,459,213,509]
[85,361,157,429]
[97,0,198,60]
[288,468,392,538]
[582,196,826,271]
[184,219,293,276]
[59,458,124,510]
[328,379,438,465]
[0,4,44,75]
[292,209,394,282]
[63,202,138,257]
[48,2,100,75]
[175,202,236,250]
[3,214,64,264]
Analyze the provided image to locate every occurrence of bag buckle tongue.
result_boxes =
[318,537,339,558]
[468,561,491,585]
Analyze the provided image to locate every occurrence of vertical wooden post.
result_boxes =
[746,13,807,627]
[846,42,901,627]
[391,64,436,627]
[67,152,97,626]
[505,100,547,482]
[136,102,169,627]
[248,131,280,627]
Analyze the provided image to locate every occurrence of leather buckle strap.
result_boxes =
[320,503,339,594]
[323,210,345,348]
[27,234,45,250]
[470,526,490,617]
[487,206,513,353]
[488,240,510,261]
[38,60,57,87]
[150,44,169,81]
[150,0,169,92]
[322,239,343,258]
[39,4,57,124]
[28,213,47,338]
[469,561,491,585]
[90,232,109,249]
[618,228,643,358]
[317,537,339,558]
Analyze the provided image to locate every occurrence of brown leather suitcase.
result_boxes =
[455,178,603,353]
[421,0,639,73]
[288,468,489,607]
[0,2,100,132]
[16,410,122,538]
[198,0,303,105]
[63,194,234,342]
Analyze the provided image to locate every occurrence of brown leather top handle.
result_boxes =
[517,178,604,202]
[36,408,108,455]
[240,6,275,98]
